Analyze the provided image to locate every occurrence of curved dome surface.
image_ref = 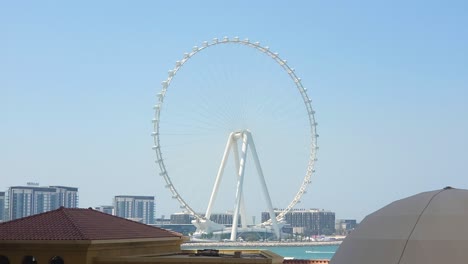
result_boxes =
[331,187,468,264]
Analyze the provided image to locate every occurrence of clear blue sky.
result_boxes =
[2,1,467,221]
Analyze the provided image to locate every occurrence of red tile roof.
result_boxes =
[0,207,183,241]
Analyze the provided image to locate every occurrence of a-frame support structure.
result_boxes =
[204,130,280,241]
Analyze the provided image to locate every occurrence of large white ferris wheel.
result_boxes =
[152,37,318,240]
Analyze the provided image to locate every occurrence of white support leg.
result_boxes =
[240,189,248,229]
[203,130,280,240]
[230,132,249,241]
[247,131,281,239]
[232,139,248,229]
[205,132,234,219]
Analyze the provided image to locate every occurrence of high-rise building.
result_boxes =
[7,185,79,221]
[0,192,5,222]
[261,208,335,235]
[114,195,155,224]
[50,186,79,208]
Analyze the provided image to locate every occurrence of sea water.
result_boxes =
[264,245,338,260]
[182,245,339,260]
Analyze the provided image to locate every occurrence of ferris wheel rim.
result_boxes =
[152,36,318,225]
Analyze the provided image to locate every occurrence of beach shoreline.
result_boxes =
[182,241,342,247]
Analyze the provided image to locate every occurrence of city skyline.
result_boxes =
[2,1,468,221]
[1,182,342,226]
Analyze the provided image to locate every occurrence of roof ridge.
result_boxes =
[0,207,62,226]
[396,188,447,264]
[0,207,184,240]
[61,207,88,239]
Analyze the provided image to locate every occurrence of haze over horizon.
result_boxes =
[2,1,467,222]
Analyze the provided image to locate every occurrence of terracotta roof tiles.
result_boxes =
[0,207,182,241]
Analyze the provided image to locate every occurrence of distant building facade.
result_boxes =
[210,212,240,226]
[261,208,336,235]
[114,195,155,224]
[170,212,240,226]
[95,205,114,215]
[50,186,79,208]
[155,223,197,236]
[170,212,193,224]
[155,217,171,225]
[7,185,78,221]
[335,219,358,235]
[0,192,5,222]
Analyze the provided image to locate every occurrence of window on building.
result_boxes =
[0,255,10,264]
[50,256,64,264]
[22,256,37,264]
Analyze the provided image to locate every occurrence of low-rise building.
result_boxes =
[262,209,336,236]
[335,219,357,235]
[210,212,240,226]
[170,212,193,224]
[0,207,283,264]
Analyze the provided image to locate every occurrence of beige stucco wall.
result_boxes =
[95,249,284,264]
[86,238,184,263]
[0,237,185,264]
[0,241,89,264]
[1,242,286,264]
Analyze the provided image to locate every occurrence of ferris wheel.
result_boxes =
[152,37,318,240]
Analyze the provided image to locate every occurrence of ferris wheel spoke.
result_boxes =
[153,37,318,238]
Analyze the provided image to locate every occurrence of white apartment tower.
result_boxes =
[7,184,78,221]
[114,195,155,224]
[0,192,5,222]
[50,186,79,208]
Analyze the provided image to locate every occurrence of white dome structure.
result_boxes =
[331,187,468,264]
